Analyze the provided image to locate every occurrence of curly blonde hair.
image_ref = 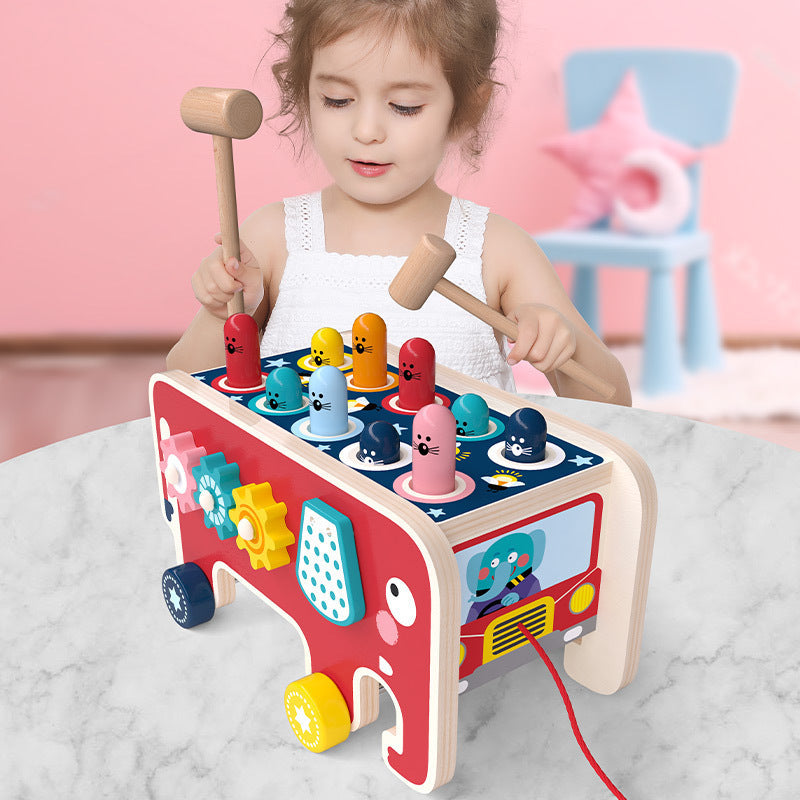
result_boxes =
[268,0,503,169]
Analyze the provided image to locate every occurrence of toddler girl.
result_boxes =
[167,0,631,405]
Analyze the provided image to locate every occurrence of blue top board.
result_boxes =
[192,347,603,523]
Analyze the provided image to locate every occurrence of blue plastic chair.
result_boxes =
[535,50,739,394]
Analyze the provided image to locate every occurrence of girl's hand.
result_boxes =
[191,234,264,320]
[505,304,577,373]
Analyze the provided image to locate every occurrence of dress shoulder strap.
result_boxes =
[283,192,325,253]
[444,197,490,258]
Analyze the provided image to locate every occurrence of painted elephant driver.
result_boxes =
[465,530,546,622]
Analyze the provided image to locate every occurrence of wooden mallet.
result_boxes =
[180,87,263,317]
[389,234,616,400]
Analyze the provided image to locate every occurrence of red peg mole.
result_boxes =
[411,404,456,496]
[224,313,262,390]
[398,338,436,411]
[352,313,387,389]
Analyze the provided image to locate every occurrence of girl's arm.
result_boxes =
[166,203,287,374]
[483,214,632,406]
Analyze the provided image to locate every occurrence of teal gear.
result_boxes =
[192,452,241,540]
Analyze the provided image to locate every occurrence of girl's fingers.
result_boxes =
[213,234,254,265]
[507,316,541,366]
[543,331,577,373]
[527,327,556,368]
[507,330,537,366]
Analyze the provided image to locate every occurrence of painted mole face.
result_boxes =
[351,313,387,388]
[411,403,456,496]
[451,393,490,436]
[265,367,304,411]
[223,313,261,389]
[398,338,435,411]
[504,407,547,463]
[308,365,349,436]
[310,327,344,368]
[358,421,401,465]
[224,313,258,355]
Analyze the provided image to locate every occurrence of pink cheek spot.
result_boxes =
[478,567,490,581]
[376,610,399,646]
[518,554,530,568]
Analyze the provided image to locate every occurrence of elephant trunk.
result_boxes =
[472,561,514,603]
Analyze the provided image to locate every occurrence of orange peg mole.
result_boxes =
[351,313,388,389]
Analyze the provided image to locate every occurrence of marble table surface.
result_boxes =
[2,396,799,799]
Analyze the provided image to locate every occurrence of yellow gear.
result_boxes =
[229,482,295,571]
[284,673,351,753]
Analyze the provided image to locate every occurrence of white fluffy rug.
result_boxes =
[512,346,800,420]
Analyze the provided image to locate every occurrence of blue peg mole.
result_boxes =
[265,367,304,412]
[451,393,490,436]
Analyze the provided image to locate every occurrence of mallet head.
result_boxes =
[180,87,263,139]
[389,234,457,310]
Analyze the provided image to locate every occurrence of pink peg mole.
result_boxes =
[398,338,436,411]
[411,404,456,496]
[224,313,262,390]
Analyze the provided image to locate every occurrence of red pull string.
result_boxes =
[516,622,629,800]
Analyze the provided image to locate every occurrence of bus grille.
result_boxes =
[483,598,554,662]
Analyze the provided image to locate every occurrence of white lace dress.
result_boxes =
[259,191,516,392]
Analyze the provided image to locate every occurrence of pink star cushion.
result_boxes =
[541,71,701,228]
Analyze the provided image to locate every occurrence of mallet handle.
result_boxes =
[435,278,616,400]
[212,135,244,316]
[181,87,263,318]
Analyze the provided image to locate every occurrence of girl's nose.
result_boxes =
[352,104,386,144]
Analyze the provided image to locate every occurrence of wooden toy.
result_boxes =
[223,312,264,390]
[310,327,346,368]
[180,87,262,317]
[398,337,436,410]
[150,322,656,793]
[388,234,617,400]
[351,313,388,389]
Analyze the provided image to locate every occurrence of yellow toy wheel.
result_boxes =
[284,673,351,753]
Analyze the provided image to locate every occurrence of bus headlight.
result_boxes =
[569,583,595,614]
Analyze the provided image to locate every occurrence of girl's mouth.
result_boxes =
[349,159,391,177]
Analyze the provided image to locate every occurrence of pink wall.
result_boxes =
[3,0,798,339]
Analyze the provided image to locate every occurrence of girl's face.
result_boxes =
[308,28,456,206]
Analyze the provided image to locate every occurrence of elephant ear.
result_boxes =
[465,551,485,593]
[528,529,546,571]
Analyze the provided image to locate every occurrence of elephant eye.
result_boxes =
[490,557,500,569]
[386,578,416,626]
[507,551,518,563]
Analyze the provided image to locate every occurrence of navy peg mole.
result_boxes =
[504,408,547,463]
[357,421,401,466]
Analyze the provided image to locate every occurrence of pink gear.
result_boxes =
[159,431,207,513]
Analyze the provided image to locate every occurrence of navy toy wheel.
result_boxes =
[162,563,215,628]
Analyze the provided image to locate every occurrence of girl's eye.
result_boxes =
[322,96,350,109]
[391,103,422,116]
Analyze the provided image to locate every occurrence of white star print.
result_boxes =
[293,704,312,734]
[168,587,182,612]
